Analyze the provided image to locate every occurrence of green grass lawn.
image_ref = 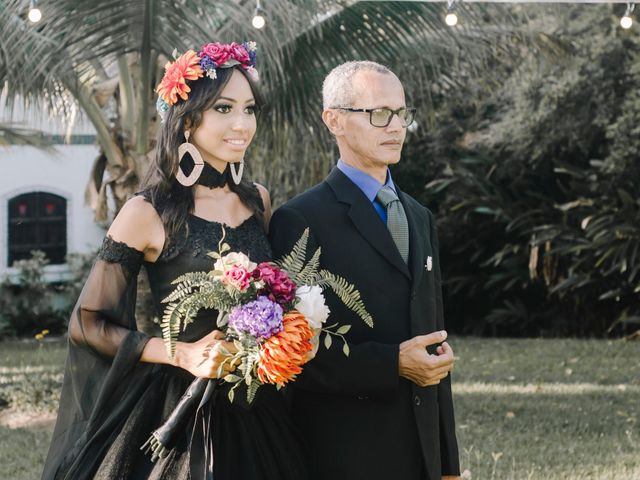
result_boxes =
[0,337,638,479]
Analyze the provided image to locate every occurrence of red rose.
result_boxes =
[200,42,231,66]
[229,43,250,65]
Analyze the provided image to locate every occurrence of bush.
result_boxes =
[0,252,67,338]
[394,5,640,336]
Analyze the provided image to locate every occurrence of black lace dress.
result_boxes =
[42,202,309,480]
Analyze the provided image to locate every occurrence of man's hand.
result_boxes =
[398,330,455,386]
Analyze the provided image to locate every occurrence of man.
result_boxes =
[269,61,460,480]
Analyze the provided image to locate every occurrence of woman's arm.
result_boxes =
[70,195,237,378]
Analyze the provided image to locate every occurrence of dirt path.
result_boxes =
[0,408,56,429]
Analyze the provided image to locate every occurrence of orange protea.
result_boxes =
[257,311,314,386]
[156,50,204,105]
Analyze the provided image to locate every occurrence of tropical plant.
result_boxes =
[395,3,640,336]
[0,0,556,213]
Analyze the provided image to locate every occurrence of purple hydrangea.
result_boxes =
[199,56,217,74]
[243,42,257,66]
[228,296,283,340]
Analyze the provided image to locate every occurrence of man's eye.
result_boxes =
[214,104,232,113]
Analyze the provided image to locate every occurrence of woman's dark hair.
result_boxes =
[141,66,265,244]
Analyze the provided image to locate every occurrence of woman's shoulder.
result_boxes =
[107,194,165,259]
[253,183,270,206]
[252,182,272,227]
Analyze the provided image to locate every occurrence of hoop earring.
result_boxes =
[175,131,204,187]
[230,160,244,185]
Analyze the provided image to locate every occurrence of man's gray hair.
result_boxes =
[322,61,395,110]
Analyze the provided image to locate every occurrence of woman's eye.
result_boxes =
[245,105,257,115]
[214,104,232,113]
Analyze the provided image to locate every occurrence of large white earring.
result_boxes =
[175,131,204,187]
[230,160,244,185]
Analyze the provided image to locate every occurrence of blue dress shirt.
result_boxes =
[336,159,398,224]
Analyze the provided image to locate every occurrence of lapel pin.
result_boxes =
[425,256,433,272]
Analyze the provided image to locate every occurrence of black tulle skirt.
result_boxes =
[93,366,309,480]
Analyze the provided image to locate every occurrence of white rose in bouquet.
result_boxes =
[213,252,257,273]
[295,285,330,329]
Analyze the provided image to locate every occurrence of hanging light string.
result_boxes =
[620,2,635,28]
[28,0,42,23]
[446,0,460,26]
[252,0,266,29]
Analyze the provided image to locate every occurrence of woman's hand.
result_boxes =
[174,330,239,379]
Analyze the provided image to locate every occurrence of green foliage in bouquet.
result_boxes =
[157,228,373,360]
[275,229,374,328]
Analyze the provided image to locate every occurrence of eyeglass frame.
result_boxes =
[330,106,417,128]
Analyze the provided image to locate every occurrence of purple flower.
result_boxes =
[199,56,217,75]
[228,296,283,340]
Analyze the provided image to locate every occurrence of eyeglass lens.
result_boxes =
[370,108,415,127]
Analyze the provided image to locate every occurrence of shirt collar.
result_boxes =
[337,159,397,202]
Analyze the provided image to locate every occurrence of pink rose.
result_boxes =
[229,43,250,65]
[223,265,252,291]
[253,263,297,305]
[200,42,231,66]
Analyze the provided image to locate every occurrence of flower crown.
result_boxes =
[156,41,258,118]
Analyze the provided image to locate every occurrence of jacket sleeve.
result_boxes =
[429,210,461,476]
[269,205,399,402]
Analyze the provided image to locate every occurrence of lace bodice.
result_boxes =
[144,213,271,341]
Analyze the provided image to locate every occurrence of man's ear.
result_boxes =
[322,109,343,137]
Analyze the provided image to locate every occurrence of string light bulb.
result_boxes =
[252,0,266,29]
[445,13,458,26]
[28,0,41,23]
[620,3,635,29]
[446,0,459,27]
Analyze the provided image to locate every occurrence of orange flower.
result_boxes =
[257,311,314,386]
[156,50,204,105]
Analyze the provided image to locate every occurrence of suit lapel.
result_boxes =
[399,189,426,290]
[326,168,411,280]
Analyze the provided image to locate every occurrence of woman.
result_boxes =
[42,42,309,480]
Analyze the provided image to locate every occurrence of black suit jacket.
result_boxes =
[269,168,460,480]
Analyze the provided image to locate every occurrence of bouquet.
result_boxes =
[142,228,372,460]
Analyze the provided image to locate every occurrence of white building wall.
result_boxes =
[0,144,104,279]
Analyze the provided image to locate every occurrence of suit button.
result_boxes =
[414,395,421,406]
[410,292,416,300]
[357,395,369,401]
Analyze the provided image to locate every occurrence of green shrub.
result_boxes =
[395,5,640,336]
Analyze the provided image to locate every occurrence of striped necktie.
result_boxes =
[376,186,409,263]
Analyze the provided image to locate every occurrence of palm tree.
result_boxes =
[0,0,552,214]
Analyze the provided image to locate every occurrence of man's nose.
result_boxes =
[386,112,404,132]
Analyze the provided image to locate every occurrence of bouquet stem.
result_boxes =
[140,377,209,461]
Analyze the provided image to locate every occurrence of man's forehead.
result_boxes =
[350,70,405,105]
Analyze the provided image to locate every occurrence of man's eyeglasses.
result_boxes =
[331,106,416,128]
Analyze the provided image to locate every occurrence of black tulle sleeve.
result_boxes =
[42,236,154,480]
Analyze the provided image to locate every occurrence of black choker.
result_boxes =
[198,163,230,189]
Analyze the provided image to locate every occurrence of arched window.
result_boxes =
[8,192,67,266]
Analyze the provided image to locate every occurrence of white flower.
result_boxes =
[246,66,259,81]
[295,285,330,329]
[214,252,257,273]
